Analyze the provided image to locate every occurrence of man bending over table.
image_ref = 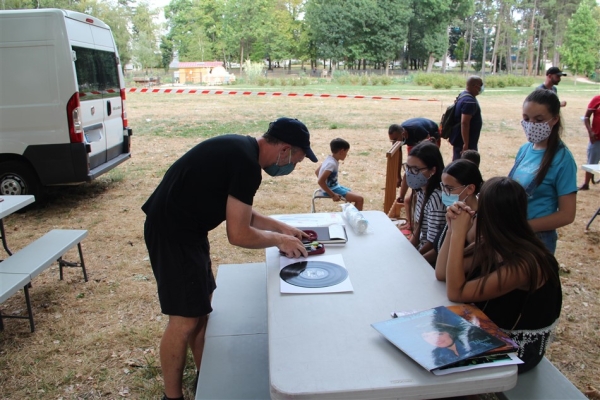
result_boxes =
[142,117,317,400]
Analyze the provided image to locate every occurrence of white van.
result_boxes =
[0,9,132,199]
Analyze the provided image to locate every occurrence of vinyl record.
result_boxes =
[280,261,348,288]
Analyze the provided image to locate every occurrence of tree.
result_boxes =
[455,37,467,71]
[560,0,600,80]
[304,0,353,69]
[131,2,161,71]
[406,0,472,72]
[222,0,276,73]
[165,0,225,62]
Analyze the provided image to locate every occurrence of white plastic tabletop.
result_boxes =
[0,195,35,219]
[582,164,600,175]
[266,210,517,400]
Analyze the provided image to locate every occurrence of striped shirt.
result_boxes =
[414,189,446,249]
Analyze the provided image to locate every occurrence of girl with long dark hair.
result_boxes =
[436,177,562,373]
[509,89,577,253]
[404,141,445,256]
[429,159,483,267]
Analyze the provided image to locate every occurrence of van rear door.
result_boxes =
[66,16,124,171]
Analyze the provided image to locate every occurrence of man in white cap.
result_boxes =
[538,67,567,107]
[142,117,318,400]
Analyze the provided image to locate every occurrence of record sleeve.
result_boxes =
[297,225,347,245]
[371,306,506,372]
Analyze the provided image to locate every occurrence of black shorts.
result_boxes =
[144,219,216,317]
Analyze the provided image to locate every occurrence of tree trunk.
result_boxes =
[526,0,537,76]
[482,25,488,79]
[239,39,244,75]
[466,17,474,75]
[426,54,434,73]
[490,4,503,74]
[505,24,512,73]
[441,27,450,73]
[535,24,543,76]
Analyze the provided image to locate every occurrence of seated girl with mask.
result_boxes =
[426,159,483,267]
[403,141,446,257]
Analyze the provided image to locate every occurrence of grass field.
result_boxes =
[0,78,599,399]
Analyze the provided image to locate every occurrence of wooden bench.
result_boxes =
[496,357,586,400]
[0,229,88,332]
[196,262,269,400]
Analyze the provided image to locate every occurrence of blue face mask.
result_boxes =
[405,170,429,189]
[442,192,459,207]
[441,186,469,207]
[264,151,295,177]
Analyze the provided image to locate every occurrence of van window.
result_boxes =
[73,46,120,99]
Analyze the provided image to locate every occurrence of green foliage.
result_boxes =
[304,0,412,66]
[409,72,533,89]
[560,1,600,77]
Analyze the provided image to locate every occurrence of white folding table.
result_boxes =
[582,164,600,230]
[266,210,517,400]
[0,195,35,256]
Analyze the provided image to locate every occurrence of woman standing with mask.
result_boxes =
[403,141,446,256]
[509,89,577,254]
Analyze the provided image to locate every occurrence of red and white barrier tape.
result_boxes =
[123,87,440,102]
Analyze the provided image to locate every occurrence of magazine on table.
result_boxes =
[446,304,518,355]
[432,352,522,375]
[372,306,513,373]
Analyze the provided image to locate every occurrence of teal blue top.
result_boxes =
[509,142,577,220]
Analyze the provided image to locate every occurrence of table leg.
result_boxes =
[0,219,13,256]
[585,207,600,231]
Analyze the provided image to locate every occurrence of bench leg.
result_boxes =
[24,285,35,332]
[0,285,35,332]
[585,206,600,230]
[58,243,88,282]
[0,219,13,256]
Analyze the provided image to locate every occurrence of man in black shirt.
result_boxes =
[142,117,317,400]
[538,67,567,107]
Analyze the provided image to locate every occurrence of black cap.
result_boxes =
[546,67,566,76]
[266,117,318,162]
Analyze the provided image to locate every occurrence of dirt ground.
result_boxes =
[0,86,599,399]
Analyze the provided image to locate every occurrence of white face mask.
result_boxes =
[521,120,553,143]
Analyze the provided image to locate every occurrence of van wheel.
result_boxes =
[0,161,42,199]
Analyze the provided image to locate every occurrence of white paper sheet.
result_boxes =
[279,253,353,294]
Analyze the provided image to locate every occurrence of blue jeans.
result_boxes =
[536,230,557,254]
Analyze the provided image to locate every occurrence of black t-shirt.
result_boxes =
[142,135,262,238]
[401,117,440,146]
[450,91,482,148]
[473,258,562,331]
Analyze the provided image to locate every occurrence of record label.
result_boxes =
[280,261,348,288]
